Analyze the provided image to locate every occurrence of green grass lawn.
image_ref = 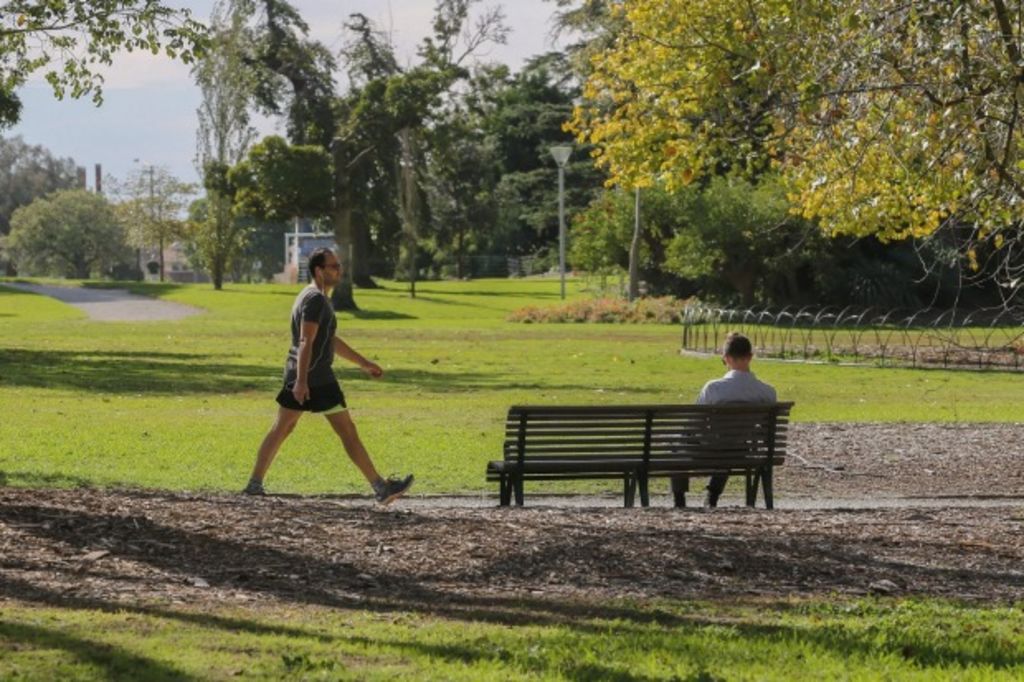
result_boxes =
[1,277,1021,494]
[3,278,1023,680]
[1,598,1022,680]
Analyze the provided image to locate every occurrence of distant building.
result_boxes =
[142,242,209,283]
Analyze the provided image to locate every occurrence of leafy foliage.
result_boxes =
[230,135,332,223]
[474,53,605,257]
[7,189,130,277]
[0,0,207,128]
[569,0,1024,295]
[0,135,77,236]
[192,0,258,289]
[233,0,336,147]
[112,165,194,281]
[662,175,812,305]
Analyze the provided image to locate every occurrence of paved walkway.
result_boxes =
[4,283,203,322]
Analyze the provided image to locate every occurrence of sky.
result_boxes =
[9,0,569,190]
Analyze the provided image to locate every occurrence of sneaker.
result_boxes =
[242,480,266,496]
[373,474,414,505]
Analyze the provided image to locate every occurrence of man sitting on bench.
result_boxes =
[672,332,777,508]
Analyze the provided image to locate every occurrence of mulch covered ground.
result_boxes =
[1,423,1023,614]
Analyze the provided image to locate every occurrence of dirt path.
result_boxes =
[1,487,1022,613]
[4,283,202,322]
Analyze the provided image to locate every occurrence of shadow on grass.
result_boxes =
[0,284,38,295]
[0,348,642,396]
[1,498,1022,676]
[401,294,482,308]
[346,308,417,321]
[0,349,275,394]
[0,618,196,681]
[217,287,299,296]
[411,287,566,300]
[367,367,655,394]
[81,281,186,298]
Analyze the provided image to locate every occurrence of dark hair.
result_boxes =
[723,332,753,358]
[308,247,335,278]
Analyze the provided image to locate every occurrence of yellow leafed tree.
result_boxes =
[569,0,1024,280]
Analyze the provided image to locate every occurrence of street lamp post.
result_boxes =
[549,145,572,299]
[132,158,156,281]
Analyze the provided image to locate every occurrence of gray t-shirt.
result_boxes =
[697,369,776,405]
[283,286,337,387]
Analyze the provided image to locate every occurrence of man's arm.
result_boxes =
[333,336,383,378]
[292,319,319,402]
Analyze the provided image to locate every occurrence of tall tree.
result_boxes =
[230,136,333,283]
[396,126,424,297]
[0,0,206,128]
[331,13,404,296]
[327,1,507,304]
[236,0,336,146]
[114,166,194,281]
[476,53,603,258]
[0,137,78,272]
[192,0,258,289]
[8,189,130,278]
[189,162,247,289]
[423,108,499,279]
[569,0,1024,301]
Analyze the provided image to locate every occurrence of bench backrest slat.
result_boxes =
[504,403,793,465]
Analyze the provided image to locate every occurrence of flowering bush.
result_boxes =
[508,296,691,324]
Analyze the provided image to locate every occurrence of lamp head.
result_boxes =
[549,145,572,167]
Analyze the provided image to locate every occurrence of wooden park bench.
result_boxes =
[486,403,793,509]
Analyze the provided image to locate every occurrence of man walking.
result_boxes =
[244,247,413,504]
[672,332,776,508]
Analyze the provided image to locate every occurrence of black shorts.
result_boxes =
[276,380,347,414]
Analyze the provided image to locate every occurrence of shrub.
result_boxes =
[508,296,691,324]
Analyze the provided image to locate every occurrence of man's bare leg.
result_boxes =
[249,407,303,484]
[324,409,381,484]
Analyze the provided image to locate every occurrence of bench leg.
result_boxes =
[514,475,524,507]
[499,474,511,506]
[638,472,650,508]
[762,466,774,510]
[745,473,758,507]
[624,474,635,508]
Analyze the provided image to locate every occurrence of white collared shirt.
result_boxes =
[697,369,777,405]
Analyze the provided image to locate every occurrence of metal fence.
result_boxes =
[681,304,1024,371]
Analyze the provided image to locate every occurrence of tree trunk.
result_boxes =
[352,222,377,288]
[725,268,757,306]
[409,236,417,298]
[456,222,465,280]
[212,256,224,290]
[628,187,641,302]
[159,236,165,282]
[330,203,358,309]
[330,140,359,310]
[396,128,420,299]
